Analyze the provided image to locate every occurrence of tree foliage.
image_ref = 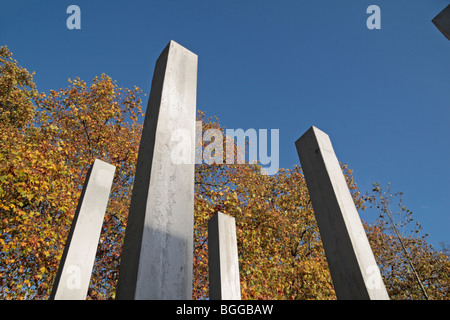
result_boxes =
[1,46,448,300]
[0,46,143,299]
[0,46,37,129]
[364,183,450,300]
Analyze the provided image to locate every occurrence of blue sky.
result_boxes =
[1,0,449,248]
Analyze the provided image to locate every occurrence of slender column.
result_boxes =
[208,212,241,300]
[116,40,197,300]
[50,159,115,300]
[295,126,389,300]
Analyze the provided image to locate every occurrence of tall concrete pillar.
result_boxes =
[208,212,241,300]
[116,41,197,300]
[50,159,115,300]
[295,126,389,300]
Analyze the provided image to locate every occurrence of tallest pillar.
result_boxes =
[116,41,198,300]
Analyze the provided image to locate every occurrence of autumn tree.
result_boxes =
[192,116,449,300]
[364,183,450,300]
[1,46,448,300]
[37,75,144,299]
[192,119,365,299]
[0,45,144,299]
[0,46,37,129]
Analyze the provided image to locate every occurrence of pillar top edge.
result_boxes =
[295,125,329,146]
[93,158,116,170]
[166,40,198,57]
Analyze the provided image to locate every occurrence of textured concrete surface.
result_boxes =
[208,212,241,300]
[296,126,389,300]
[116,41,197,300]
[432,5,450,40]
[50,159,115,300]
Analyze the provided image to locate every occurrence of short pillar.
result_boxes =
[50,159,115,300]
[295,126,389,300]
[116,41,197,300]
[208,212,241,300]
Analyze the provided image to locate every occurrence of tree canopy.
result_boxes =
[1,46,448,300]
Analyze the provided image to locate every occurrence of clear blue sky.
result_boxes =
[1,0,449,248]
